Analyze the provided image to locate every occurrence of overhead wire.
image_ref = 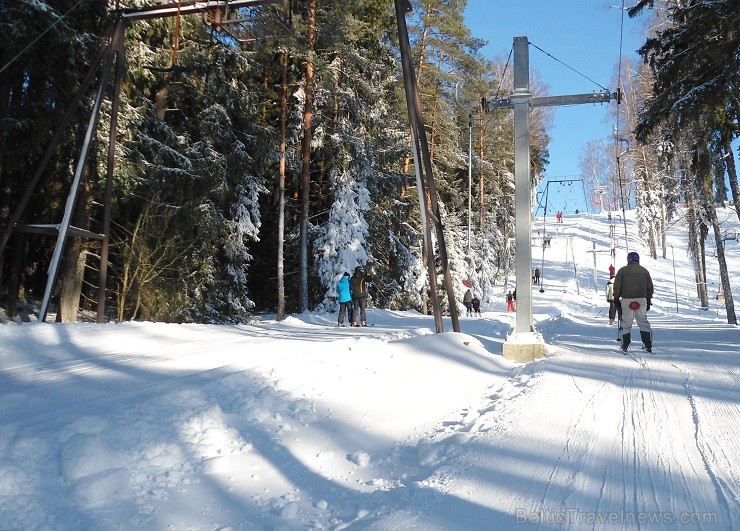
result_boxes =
[528,41,610,92]
[614,0,631,253]
[0,0,90,76]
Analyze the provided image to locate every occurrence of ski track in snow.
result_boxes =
[413,309,740,530]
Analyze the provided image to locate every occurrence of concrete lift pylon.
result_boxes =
[0,0,290,322]
[483,36,619,361]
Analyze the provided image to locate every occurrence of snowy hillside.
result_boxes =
[1,208,739,530]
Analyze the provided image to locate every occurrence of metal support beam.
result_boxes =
[485,91,614,110]
[0,42,110,264]
[511,36,533,334]
[395,0,460,333]
[120,0,281,21]
[395,0,442,332]
[98,19,127,323]
[38,24,122,322]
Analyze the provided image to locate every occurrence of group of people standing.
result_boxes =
[606,253,654,353]
[463,289,481,317]
[336,266,373,327]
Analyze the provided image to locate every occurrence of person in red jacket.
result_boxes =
[506,290,515,312]
[613,251,654,353]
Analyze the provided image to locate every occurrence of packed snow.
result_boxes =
[1,208,739,530]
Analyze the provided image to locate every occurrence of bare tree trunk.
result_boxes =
[660,202,667,259]
[698,221,709,307]
[722,136,740,222]
[59,239,87,322]
[686,194,709,308]
[5,235,23,319]
[299,0,317,313]
[477,107,485,228]
[277,49,289,321]
[709,205,737,324]
[58,170,92,322]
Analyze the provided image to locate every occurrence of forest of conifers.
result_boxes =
[0,0,738,324]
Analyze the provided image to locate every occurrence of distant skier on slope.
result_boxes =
[613,251,654,353]
[605,272,620,326]
[506,290,515,312]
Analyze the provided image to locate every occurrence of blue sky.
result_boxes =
[463,0,647,214]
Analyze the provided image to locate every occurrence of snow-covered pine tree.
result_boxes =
[474,210,512,307]
[439,202,471,315]
[314,165,370,311]
[184,104,266,323]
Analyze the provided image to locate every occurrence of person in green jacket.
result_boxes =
[613,251,654,353]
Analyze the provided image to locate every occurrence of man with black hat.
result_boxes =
[350,265,372,326]
[613,251,654,353]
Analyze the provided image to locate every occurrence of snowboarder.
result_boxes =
[471,296,481,316]
[336,272,353,326]
[350,265,372,326]
[613,251,654,353]
[533,267,540,284]
[506,290,515,312]
[605,272,620,326]
[463,288,473,317]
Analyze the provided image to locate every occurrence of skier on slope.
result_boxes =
[613,251,654,353]
[605,273,619,325]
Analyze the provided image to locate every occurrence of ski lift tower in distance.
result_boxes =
[483,37,617,362]
[595,185,608,214]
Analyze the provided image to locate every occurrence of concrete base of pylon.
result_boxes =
[502,331,546,362]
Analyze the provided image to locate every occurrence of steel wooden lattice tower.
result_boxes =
[0,1,291,322]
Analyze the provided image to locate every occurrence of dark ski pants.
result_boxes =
[608,301,618,322]
[338,301,353,325]
[353,296,367,324]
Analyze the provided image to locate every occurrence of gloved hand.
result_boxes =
[646,300,651,311]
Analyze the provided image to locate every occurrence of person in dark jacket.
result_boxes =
[336,272,353,326]
[613,251,654,353]
[350,266,372,326]
[606,273,619,325]
[471,296,481,316]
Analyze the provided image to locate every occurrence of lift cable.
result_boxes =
[528,41,610,92]
[614,0,631,253]
[0,0,90,76]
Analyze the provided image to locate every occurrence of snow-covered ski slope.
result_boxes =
[0,207,738,530]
